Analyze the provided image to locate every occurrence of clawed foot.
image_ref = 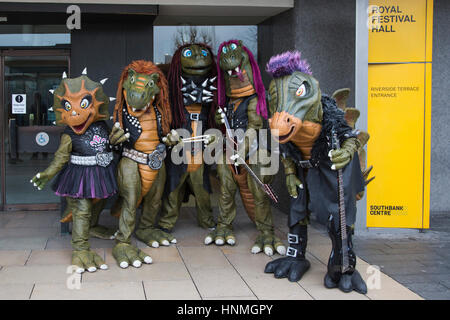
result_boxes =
[251,233,286,256]
[72,249,108,274]
[135,227,177,248]
[89,225,117,240]
[204,226,235,246]
[264,257,310,282]
[324,270,367,294]
[112,243,152,269]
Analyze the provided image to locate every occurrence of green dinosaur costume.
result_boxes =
[110,60,173,268]
[31,69,128,273]
[204,40,286,256]
[141,43,219,246]
[264,51,368,294]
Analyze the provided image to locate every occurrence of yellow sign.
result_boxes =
[367,0,433,229]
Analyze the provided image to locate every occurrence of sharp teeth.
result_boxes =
[132,108,137,112]
[209,76,217,83]
[82,67,87,75]
[227,70,232,76]
[235,67,240,73]
[62,71,67,79]
[49,89,54,94]
[48,107,53,111]
[109,97,116,101]
[100,78,108,85]
[180,76,186,84]
[201,79,208,87]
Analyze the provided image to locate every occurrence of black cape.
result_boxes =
[280,96,365,229]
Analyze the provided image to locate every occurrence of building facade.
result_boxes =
[0,0,448,231]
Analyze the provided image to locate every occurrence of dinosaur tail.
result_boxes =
[229,164,256,223]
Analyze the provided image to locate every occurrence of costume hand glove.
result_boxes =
[162,129,182,147]
[286,174,303,198]
[109,122,129,145]
[215,108,226,126]
[30,172,50,190]
[204,134,215,146]
[329,137,359,170]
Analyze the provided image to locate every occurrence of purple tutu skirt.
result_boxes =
[52,163,118,199]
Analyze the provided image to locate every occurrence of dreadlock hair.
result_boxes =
[113,60,171,135]
[168,43,218,130]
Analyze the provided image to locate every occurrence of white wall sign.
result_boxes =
[12,94,26,114]
[35,132,50,147]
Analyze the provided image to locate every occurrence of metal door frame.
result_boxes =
[0,49,70,211]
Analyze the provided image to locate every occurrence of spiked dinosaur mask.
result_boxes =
[266,51,323,144]
[168,43,218,129]
[52,70,110,135]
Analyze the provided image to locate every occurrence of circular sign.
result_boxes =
[36,132,50,147]
[15,95,24,103]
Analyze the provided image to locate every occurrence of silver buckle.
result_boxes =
[147,143,167,170]
[190,113,200,121]
[288,233,299,244]
[286,247,298,258]
[95,152,113,167]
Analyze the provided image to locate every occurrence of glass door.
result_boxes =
[1,50,69,210]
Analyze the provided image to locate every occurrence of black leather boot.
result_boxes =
[324,216,367,294]
[264,223,310,282]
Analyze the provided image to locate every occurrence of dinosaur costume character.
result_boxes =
[148,43,218,244]
[205,40,286,257]
[263,51,367,294]
[111,60,172,268]
[31,69,128,273]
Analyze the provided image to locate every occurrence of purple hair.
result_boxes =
[217,40,267,119]
[266,51,312,78]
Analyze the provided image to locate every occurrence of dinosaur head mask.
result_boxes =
[53,71,109,135]
[266,51,322,144]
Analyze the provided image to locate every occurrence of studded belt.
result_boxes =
[122,144,166,170]
[70,152,114,167]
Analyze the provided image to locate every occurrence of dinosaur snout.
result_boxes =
[269,111,302,144]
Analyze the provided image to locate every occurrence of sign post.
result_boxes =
[367,0,433,229]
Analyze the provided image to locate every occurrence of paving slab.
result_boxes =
[27,249,104,266]
[0,283,34,299]
[31,281,145,300]
[0,265,73,285]
[0,237,48,251]
[143,279,201,300]
[82,261,191,283]
[0,250,31,266]
[187,267,255,299]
